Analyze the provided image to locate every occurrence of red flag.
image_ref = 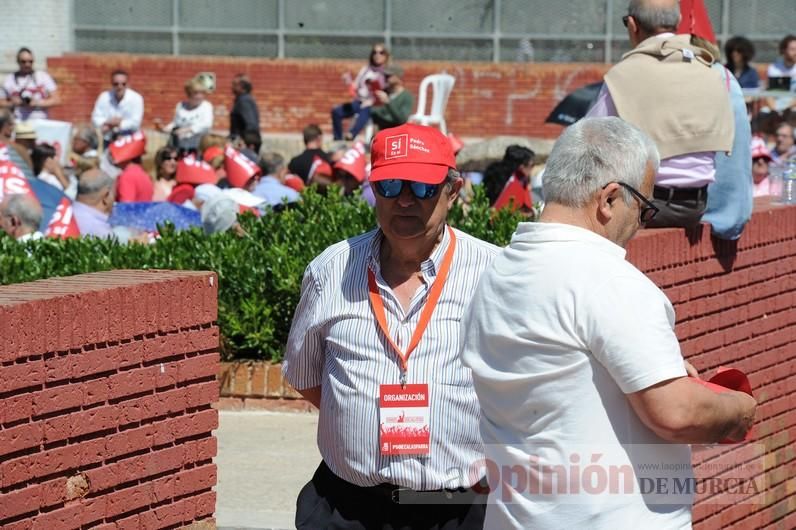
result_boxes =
[677,0,716,43]
[493,175,533,212]
[176,155,218,185]
[109,131,146,164]
[224,146,261,188]
[334,142,367,182]
[308,155,333,182]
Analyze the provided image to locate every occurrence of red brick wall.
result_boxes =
[46,53,608,139]
[626,200,796,530]
[0,270,220,529]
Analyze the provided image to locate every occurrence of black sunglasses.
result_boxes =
[605,181,659,224]
[622,14,630,28]
[374,179,442,200]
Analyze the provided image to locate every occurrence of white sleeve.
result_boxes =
[91,92,107,128]
[582,274,687,394]
[40,72,57,94]
[120,92,143,131]
[766,64,779,77]
[282,264,326,390]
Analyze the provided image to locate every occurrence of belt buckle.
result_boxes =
[391,486,412,503]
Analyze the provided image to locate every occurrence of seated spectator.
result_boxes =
[152,146,179,202]
[238,130,262,162]
[201,193,245,236]
[751,137,773,197]
[0,193,43,242]
[254,152,301,208]
[155,77,213,154]
[331,44,388,141]
[768,34,796,79]
[483,145,535,207]
[222,145,262,192]
[0,109,34,178]
[72,169,115,238]
[14,121,37,154]
[771,123,796,166]
[370,64,414,132]
[110,133,154,203]
[202,144,227,181]
[288,124,331,184]
[0,47,60,120]
[332,143,367,197]
[724,36,760,89]
[91,69,144,143]
[32,143,77,198]
[229,74,260,140]
[71,124,100,160]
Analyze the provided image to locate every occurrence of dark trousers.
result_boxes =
[645,185,708,229]
[295,461,488,530]
[331,100,372,140]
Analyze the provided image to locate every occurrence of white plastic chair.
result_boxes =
[408,74,455,134]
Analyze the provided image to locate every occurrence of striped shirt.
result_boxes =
[283,226,499,490]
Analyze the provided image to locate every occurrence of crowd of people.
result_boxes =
[0,42,425,242]
[0,23,793,244]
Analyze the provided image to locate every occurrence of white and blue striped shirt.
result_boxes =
[283,226,499,490]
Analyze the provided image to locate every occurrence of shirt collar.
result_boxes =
[368,224,451,281]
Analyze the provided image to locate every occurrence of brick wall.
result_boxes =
[46,53,608,139]
[0,270,220,529]
[626,200,796,529]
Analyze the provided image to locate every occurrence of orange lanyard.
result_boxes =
[368,226,457,386]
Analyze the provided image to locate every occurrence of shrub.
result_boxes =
[0,186,524,361]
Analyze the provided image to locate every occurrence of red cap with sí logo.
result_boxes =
[370,123,456,184]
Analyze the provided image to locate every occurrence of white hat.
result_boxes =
[201,194,238,234]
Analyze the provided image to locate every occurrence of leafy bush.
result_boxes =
[0,186,524,361]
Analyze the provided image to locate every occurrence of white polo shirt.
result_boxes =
[461,222,692,529]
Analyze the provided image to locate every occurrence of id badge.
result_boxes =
[379,384,430,456]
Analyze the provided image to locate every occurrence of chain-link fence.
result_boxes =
[73,0,796,63]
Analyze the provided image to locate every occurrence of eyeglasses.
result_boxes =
[605,181,659,224]
[162,156,178,161]
[372,49,387,55]
[112,82,127,87]
[622,15,630,28]
[374,179,442,200]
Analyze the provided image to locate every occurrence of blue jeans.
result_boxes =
[331,100,371,140]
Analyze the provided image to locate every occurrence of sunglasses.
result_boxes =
[622,15,630,28]
[372,49,387,55]
[610,181,658,224]
[162,156,178,161]
[374,179,442,200]
[112,82,127,87]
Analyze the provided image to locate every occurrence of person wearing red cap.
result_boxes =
[110,133,154,203]
[750,137,774,197]
[462,117,756,529]
[284,123,498,529]
[587,0,734,230]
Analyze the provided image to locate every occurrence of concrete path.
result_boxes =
[215,410,320,530]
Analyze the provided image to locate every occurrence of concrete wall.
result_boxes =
[0,0,72,73]
[0,270,219,529]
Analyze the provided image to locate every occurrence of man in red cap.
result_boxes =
[284,123,498,529]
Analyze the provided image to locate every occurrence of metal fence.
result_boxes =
[73,0,796,63]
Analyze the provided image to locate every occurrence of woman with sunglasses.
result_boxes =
[152,146,179,202]
[331,44,390,141]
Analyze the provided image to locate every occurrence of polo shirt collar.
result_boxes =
[513,221,627,259]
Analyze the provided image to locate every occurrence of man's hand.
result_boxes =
[374,90,389,104]
[106,116,122,127]
[10,95,23,107]
[723,391,757,442]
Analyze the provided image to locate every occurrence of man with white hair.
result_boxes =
[0,193,43,241]
[462,117,755,528]
[587,0,734,229]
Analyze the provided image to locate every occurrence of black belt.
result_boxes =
[653,185,708,202]
[316,461,488,505]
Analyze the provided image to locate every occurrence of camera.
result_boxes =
[19,90,33,106]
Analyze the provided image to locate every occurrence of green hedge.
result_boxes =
[0,186,524,361]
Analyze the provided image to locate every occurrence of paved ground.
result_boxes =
[215,410,320,530]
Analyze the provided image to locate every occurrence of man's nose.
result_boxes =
[396,184,418,207]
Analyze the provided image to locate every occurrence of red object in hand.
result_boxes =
[691,367,754,443]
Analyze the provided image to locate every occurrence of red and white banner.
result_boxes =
[224,146,260,188]
[109,131,146,164]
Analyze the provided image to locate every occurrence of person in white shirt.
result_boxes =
[767,34,796,78]
[461,117,756,530]
[0,47,60,120]
[91,69,144,142]
[155,77,214,154]
[0,192,43,241]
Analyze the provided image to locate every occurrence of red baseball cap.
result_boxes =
[370,123,456,184]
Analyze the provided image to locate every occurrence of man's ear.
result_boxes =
[447,177,463,206]
[598,182,622,222]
